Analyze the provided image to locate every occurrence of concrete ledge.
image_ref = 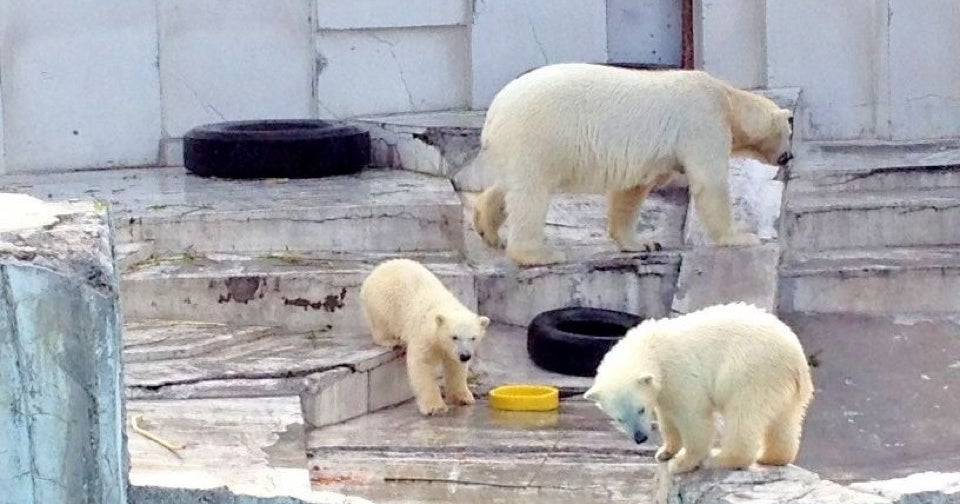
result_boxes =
[0,193,127,503]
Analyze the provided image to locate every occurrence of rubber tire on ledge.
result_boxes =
[527,307,644,377]
[183,120,370,179]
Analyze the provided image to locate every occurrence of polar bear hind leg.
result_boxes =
[607,185,660,252]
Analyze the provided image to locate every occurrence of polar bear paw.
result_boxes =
[615,236,663,253]
[506,246,565,267]
[655,445,677,462]
[716,231,761,247]
[448,388,476,406]
[417,398,450,416]
[666,451,702,474]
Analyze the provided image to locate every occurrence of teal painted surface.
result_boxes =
[0,263,126,504]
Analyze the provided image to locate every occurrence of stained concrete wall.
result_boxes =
[0,196,127,503]
[1,0,958,173]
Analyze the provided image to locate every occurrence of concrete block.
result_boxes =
[0,194,127,503]
[888,0,960,140]
[766,0,885,140]
[316,27,469,118]
[470,0,607,108]
[0,0,161,172]
[684,157,783,246]
[672,244,780,315]
[300,369,369,428]
[367,355,414,412]
[158,0,316,138]
[317,0,469,29]
[698,0,766,88]
[607,0,682,66]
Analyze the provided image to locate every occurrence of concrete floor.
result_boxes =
[306,400,659,503]
[787,313,960,483]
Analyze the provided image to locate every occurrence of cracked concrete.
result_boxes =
[1,196,127,503]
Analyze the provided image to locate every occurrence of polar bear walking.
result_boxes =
[360,259,490,416]
[584,303,814,474]
[472,63,794,266]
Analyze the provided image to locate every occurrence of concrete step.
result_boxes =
[126,397,373,503]
[354,88,799,192]
[121,252,475,333]
[779,247,960,315]
[784,188,960,250]
[788,140,960,194]
[306,399,658,503]
[122,319,400,401]
[0,166,463,255]
[460,190,685,326]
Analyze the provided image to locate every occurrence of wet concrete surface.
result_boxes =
[786,312,960,483]
[306,399,659,503]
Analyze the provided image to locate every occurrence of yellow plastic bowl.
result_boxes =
[488,384,560,412]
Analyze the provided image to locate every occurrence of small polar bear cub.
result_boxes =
[584,303,814,474]
[473,63,794,266]
[360,259,490,416]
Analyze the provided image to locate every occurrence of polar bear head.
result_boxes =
[583,327,663,444]
[730,90,795,167]
[435,312,491,363]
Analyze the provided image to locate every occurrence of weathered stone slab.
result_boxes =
[0,166,463,255]
[654,464,890,504]
[671,243,781,315]
[127,397,372,504]
[685,157,784,246]
[121,252,475,333]
[300,368,369,428]
[0,194,127,503]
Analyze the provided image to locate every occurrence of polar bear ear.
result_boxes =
[637,374,656,387]
[435,314,446,328]
[478,316,491,329]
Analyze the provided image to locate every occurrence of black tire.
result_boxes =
[183,120,370,179]
[527,307,644,377]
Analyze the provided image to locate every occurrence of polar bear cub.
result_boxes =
[360,259,490,416]
[584,303,814,474]
[473,63,794,266]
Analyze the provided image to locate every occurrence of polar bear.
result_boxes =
[359,259,490,416]
[583,303,814,474]
[472,63,794,266]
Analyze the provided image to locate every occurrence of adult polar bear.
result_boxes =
[472,63,794,266]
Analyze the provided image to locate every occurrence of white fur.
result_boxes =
[359,259,490,416]
[472,63,794,265]
[584,303,814,474]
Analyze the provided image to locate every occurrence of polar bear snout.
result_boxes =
[458,352,472,362]
[633,431,648,444]
[777,151,794,166]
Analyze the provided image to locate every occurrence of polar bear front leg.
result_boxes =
[407,347,448,416]
[607,185,660,252]
[686,163,759,247]
[504,188,564,266]
[655,411,682,462]
[443,358,475,406]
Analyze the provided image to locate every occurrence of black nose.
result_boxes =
[634,432,648,444]
[458,353,471,362]
[777,152,794,165]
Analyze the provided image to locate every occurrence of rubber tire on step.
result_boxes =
[527,307,644,377]
[183,119,370,179]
